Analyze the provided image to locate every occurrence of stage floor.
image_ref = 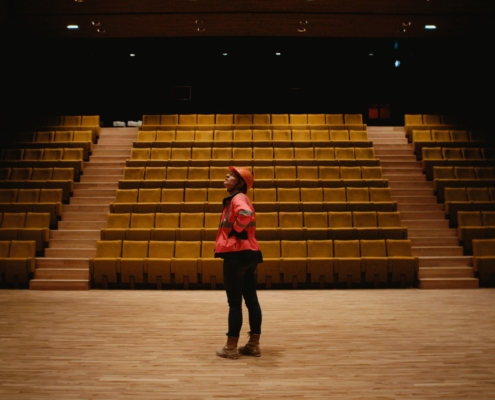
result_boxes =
[1,289,495,399]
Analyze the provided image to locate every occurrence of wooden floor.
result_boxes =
[1,289,495,399]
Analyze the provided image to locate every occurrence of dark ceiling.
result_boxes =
[4,0,494,39]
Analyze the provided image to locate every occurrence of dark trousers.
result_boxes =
[223,256,262,337]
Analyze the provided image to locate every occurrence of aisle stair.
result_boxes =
[367,126,478,289]
[29,127,138,290]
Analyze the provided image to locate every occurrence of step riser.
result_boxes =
[403,220,450,228]
[385,176,427,182]
[69,198,115,205]
[73,186,118,193]
[410,238,459,246]
[49,239,98,248]
[63,205,110,212]
[418,279,479,289]
[418,268,474,279]
[44,249,97,258]
[80,176,123,182]
[408,229,457,238]
[394,197,438,204]
[398,204,444,211]
[412,247,464,257]
[30,280,90,290]
[50,230,100,239]
[36,259,90,268]
[400,212,446,220]
[387,182,432,188]
[61,212,108,221]
[34,269,90,280]
[57,221,106,230]
[419,256,473,268]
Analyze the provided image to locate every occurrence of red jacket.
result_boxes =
[214,192,262,258]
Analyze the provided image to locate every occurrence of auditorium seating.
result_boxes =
[404,113,466,143]
[457,211,495,252]
[472,239,495,286]
[0,240,36,287]
[89,239,417,289]
[0,212,50,254]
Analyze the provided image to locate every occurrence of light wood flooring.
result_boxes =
[1,289,495,399]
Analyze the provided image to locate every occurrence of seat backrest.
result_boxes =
[482,211,495,227]
[431,130,451,142]
[307,114,325,126]
[256,212,279,228]
[123,167,145,181]
[294,147,315,160]
[175,241,201,258]
[3,148,24,160]
[328,212,352,227]
[233,129,253,142]
[23,148,44,161]
[207,188,227,203]
[326,114,344,125]
[300,188,323,202]
[467,188,490,202]
[369,187,392,202]
[9,240,36,258]
[292,129,310,141]
[72,131,93,142]
[201,241,217,258]
[150,148,171,160]
[62,148,83,160]
[340,166,362,180]
[433,166,455,180]
[95,240,122,257]
[353,211,377,227]
[143,115,161,126]
[442,147,463,160]
[35,131,54,142]
[0,240,11,257]
[175,130,195,142]
[330,130,349,141]
[51,167,74,180]
[297,166,318,180]
[423,114,441,125]
[334,240,360,257]
[10,168,32,180]
[17,189,40,203]
[253,129,272,141]
[273,147,294,160]
[188,167,209,180]
[122,240,149,258]
[31,168,53,180]
[156,130,175,142]
[137,130,157,142]
[106,213,131,229]
[323,188,346,202]
[258,241,280,258]
[281,240,307,257]
[277,188,300,203]
[197,114,215,126]
[54,131,73,142]
[64,115,82,126]
[253,166,274,179]
[272,129,291,141]
[213,130,233,141]
[475,167,495,180]
[462,147,482,160]
[180,213,204,228]
[404,114,423,125]
[422,147,443,160]
[360,239,386,257]
[179,114,197,126]
[346,187,369,202]
[145,167,167,181]
[377,212,402,227]
[289,114,307,126]
[155,213,180,229]
[194,131,213,142]
[253,114,270,126]
[216,114,233,126]
[148,240,175,258]
[354,148,375,160]
[138,188,161,203]
[185,188,207,202]
[472,239,495,257]
[2,212,26,228]
[450,130,470,142]
[166,167,188,180]
[304,212,328,228]
[344,114,363,125]
[307,239,333,257]
[457,211,482,227]
[161,188,184,203]
[254,188,277,203]
[310,129,329,141]
[232,147,252,160]
[170,148,191,160]
[271,114,289,126]
[275,166,296,180]
[349,130,369,141]
[444,188,467,202]
[39,188,63,203]
[361,166,383,180]
[412,130,432,142]
[279,212,303,228]
[130,213,155,228]
[161,114,179,126]
[234,114,253,126]
[319,166,340,180]
[0,189,18,203]
[115,189,138,203]
[386,240,413,256]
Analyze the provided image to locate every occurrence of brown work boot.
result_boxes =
[215,336,239,359]
[238,332,261,357]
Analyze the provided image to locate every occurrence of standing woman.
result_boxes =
[215,166,263,360]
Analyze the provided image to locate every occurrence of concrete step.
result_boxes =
[418,267,474,279]
[419,256,472,268]
[418,278,479,289]
[50,230,100,239]
[44,248,97,258]
[91,149,132,156]
[397,203,444,212]
[393,196,438,204]
[58,220,106,230]
[73,184,118,192]
[89,156,130,163]
[376,155,417,162]
[380,161,422,168]
[80,175,123,182]
[61,212,108,221]
[385,175,427,182]
[34,268,90,280]
[391,188,434,196]
[35,258,89,269]
[29,279,90,290]
[412,246,464,257]
[48,239,98,248]
[82,168,124,176]
[63,204,110,212]
[84,161,127,169]
[402,219,450,229]
[400,211,446,220]
[408,228,458,238]
[410,237,459,246]
[386,181,432,189]
[69,197,115,205]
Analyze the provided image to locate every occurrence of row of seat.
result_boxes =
[444,187,495,225]
[432,166,495,202]
[0,189,63,225]
[0,167,74,203]
[457,211,495,252]
[141,113,366,130]
[134,129,371,148]
[0,240,36,286]
[421,147,495,180]
[472,239,495,285]
[101,211,406,241]
[90,239,418,289]
[127,146,379,167]
[0,148,84,179]
[111,186,394,213]
[404,113,464,142]
[119,166,386,189]
[6,131,93,160]
[20,115,100,142]
[0,212,50,253]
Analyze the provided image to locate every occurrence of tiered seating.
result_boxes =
[118,166,387,189]
[5,130,93,160]
[20,115,100,143]
[457,211,495,253]
[0,240,36,287]
[0,212,50,254]
[126,146,379,168]
[472,239,495,286]
[90,239,418,289]
[100,211,405,242]
[140,113,367,131]
[404,113,466,143]
[421,146,495,180]
[0,167,74,202]
[0,188,63,226]
[0,148,84,180]
[444,187,495,226]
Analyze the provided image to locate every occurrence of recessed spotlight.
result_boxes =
[222,53,228,56]
[75,0,84,2]
[92,21,101,26]
[195,20,203,24]
[369,53,374,57]
[96,28,106,33]
[394,60,401,68]
[299,20,308,25]
[130,54,136,57]
[402,22,412,27]
[297,27,306,33]
[275,52,281,56]
[67,25,79,30]
[424,24,437,30]
[197,27,205,32]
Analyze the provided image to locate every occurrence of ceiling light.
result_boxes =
[96,28,106,33]
[402,22,411,27]
[424,25,437,30]
[130,54,136,57]
[394,60,401,68]
[92,21,101,26]
[299,20,308,25]
[197,27,205,32]
[297,27,306,33]
[275,52,281,56]
[67,25,79,30]
[195,20,203,24]
[222,53,227,56]
[75,0,84,2]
